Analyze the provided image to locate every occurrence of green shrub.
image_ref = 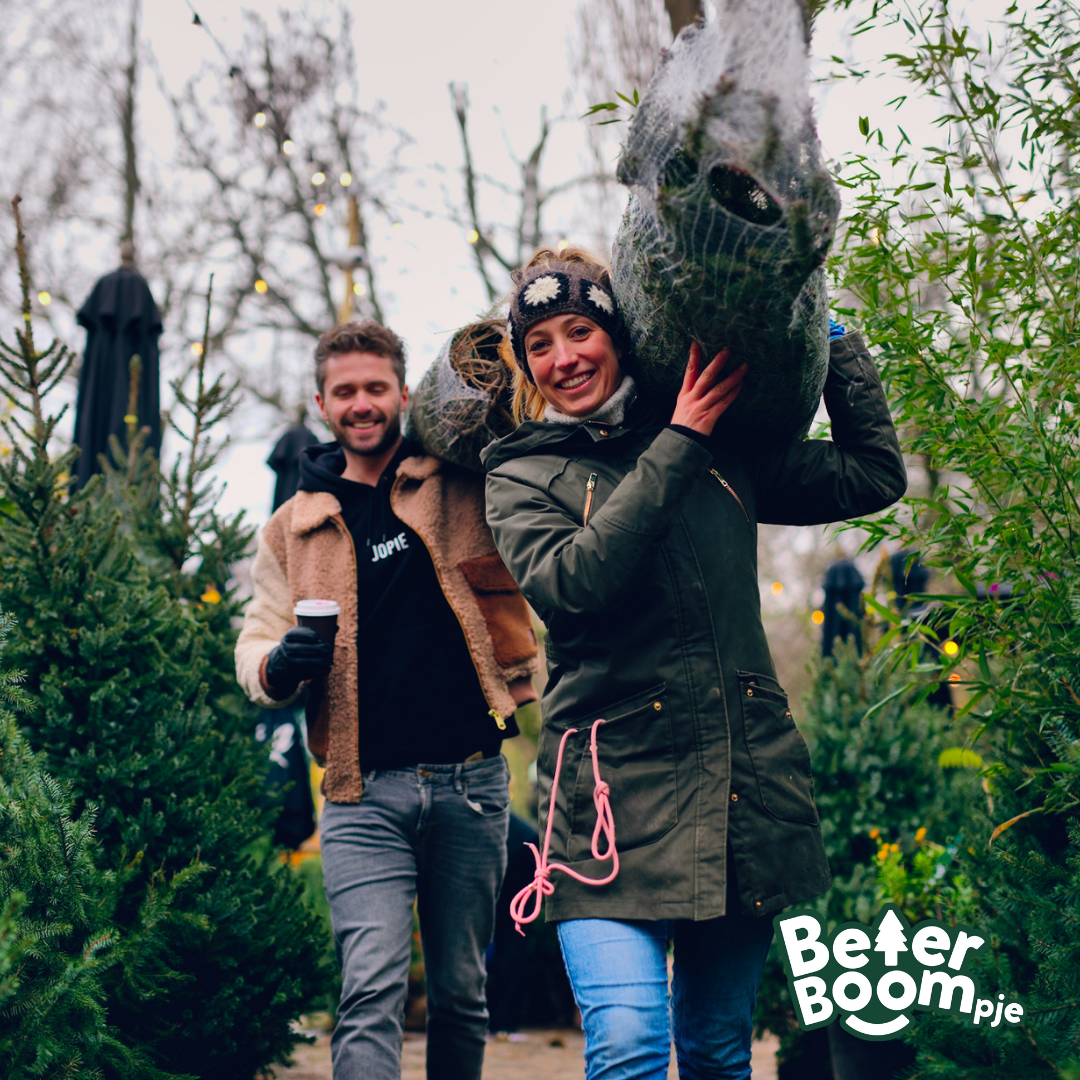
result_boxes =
[817,1,1080,1071]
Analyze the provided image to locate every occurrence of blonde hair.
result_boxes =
[505,246,616,424]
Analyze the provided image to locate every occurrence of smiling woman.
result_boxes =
[481,245,906,1079]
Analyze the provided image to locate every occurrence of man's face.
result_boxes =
[315,351,408,458]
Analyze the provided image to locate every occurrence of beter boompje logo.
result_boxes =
[774,903,1026,1040]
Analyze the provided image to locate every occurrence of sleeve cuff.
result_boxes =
[668,423,713,450]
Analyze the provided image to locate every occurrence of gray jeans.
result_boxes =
[319,756,510,1080]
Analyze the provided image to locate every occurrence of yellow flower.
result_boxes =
[869,827,880,839]
[915,827,927,842]
[877,846,889,861]
[889,843,900,853]
[200,587,222,604]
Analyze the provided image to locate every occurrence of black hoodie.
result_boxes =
[297,439,515,767]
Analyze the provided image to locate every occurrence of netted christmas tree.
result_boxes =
[408,317,515,470]
[610,0,840,441]
[0,197,327,1078]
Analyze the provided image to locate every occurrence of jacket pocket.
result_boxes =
[564,683,678,859]
[737,671,818,825]
[458,554,538,667]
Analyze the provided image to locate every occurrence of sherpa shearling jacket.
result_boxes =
[236,451,541,803]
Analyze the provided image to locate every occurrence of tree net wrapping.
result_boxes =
[611,0,841,441]
[410,0,839,466]
[408,319,515,471]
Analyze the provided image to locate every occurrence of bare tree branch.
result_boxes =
[663,0,704,37]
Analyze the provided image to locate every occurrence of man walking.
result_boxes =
[236,321,540,1079]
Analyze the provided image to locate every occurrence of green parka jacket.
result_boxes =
[481,331,906,923]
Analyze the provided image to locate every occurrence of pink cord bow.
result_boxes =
[509,718,619,935]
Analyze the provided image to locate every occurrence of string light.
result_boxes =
[811,610,825,625]
[353,282,367,296]
[771,582,783,595]
[943,640,959,656]
[557,238,569,251]
[339,171,352,186]
[282,139,295,155]
[253,111,267,128]
[392,221,402,229]
[37,291,51,305]
[948,673,961,683]
[467,229,479,244]
[311,171,326,186]
[313,203,327,216]
[254,279,268,294]
[190,342,204,356]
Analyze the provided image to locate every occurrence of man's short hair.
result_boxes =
[314,320,407,393]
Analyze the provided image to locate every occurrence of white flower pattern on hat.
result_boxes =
[523,275,562,306]
[587,284,614,315]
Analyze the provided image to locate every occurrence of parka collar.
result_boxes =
[480,399,659,471]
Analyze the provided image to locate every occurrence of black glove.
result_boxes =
[264,627,334,699]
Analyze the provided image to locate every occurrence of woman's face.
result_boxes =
[524,313,622,417]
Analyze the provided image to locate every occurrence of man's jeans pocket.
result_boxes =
[462,756,510,817]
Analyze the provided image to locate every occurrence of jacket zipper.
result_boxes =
[387,486,507,731]
[709,468,748,522]
[583,473,598,527]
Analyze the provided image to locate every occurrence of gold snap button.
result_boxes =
[653,701,662,711]
[598,429,609,437]
[754,900,762,909]
[731,792,739,802]
[786,710,792,718]
[746,688,754,697]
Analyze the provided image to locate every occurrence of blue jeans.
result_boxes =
[319,757,510,1080]
[558,914,774,1080]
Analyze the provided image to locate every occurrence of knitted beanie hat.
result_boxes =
[506,262,629,384]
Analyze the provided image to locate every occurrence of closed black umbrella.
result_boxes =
[74,264,162,488]
[267,422,320,512]
[821,559,865,657]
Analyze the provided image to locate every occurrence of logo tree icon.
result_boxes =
[874,908,910,967]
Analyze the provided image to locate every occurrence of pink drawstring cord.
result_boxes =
[509,718,618,935]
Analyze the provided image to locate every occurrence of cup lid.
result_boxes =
[294,599,341,617]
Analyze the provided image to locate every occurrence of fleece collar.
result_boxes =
[543,374,637,426]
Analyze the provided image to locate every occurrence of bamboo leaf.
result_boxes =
[989,808,1041,845]
[863,593,902,626]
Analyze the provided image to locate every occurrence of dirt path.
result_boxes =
[274,1029,780,1079]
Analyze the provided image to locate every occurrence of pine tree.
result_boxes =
[0,197,328,1077]
[0,613,190,1080]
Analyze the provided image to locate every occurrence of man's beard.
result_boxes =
[332,407,403,457]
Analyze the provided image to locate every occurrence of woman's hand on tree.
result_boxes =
[671,343,747,437]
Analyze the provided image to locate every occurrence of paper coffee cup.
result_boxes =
[294,599,341,646]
